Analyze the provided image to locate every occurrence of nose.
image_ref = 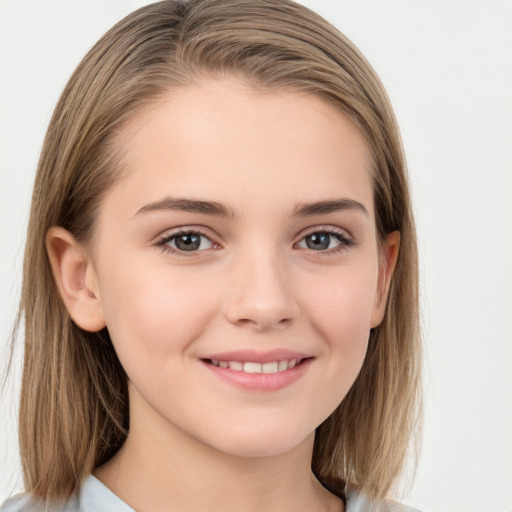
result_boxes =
[224,248,299,331]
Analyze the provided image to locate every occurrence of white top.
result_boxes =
[0,475,421,512]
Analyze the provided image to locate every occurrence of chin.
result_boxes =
[199,422,315,460]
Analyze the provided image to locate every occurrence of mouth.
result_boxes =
[200,351,313,391]
[204,357,307,374]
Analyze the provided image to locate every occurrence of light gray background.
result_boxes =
[1,1,511,511]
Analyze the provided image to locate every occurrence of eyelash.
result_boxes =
[298,227,355,256]
[155,226,355,257]
[156,228,219,258]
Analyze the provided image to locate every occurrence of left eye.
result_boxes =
[162,232,214,252]
[296,232,345,251]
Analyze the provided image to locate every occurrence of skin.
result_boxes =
[47,79,399,512]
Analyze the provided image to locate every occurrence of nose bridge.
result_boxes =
[224,238,298,330]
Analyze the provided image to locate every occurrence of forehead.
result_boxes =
[104,79,374,221]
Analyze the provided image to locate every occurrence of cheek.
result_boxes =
[97,258,219,362]
[301,263,378,381]
[306,264,378,338]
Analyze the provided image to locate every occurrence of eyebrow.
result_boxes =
[136,197,238,219]
[291,198,369,218]
[135,196,368,219]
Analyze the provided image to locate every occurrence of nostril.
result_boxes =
[234,316,293,331]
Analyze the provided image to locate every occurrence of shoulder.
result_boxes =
[0,492,78,512]
[0,493,35,512]
[346,489,422,512]
[0,475,131,512]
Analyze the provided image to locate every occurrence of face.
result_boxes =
[69,80,396,458]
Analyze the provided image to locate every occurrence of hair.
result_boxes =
[12,0,421,504]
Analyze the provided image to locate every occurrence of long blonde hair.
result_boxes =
[14,0,421,503]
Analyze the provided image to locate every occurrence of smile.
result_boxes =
[208,359,301,373]
[201,351,313,392]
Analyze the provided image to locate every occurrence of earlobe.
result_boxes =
[46,227,106,332]
[370,231,400,328]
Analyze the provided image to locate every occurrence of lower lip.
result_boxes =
[201,358,313,392]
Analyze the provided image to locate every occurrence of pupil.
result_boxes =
[176,234,200,251]
[306,233,330,250]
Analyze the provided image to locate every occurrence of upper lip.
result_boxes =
[201,349,313,364]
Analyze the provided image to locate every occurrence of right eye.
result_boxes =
[157,230,217,255]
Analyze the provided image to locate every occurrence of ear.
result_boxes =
[370,231,400,328]
[46,227,106,332]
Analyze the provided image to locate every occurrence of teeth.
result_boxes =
[229,361,244,371]
[243,362,262,373]
[262,362,278,374]
[211,358,302,373]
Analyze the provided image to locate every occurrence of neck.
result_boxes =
[94,388,342,512]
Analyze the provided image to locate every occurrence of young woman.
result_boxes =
[1,1,421,510]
